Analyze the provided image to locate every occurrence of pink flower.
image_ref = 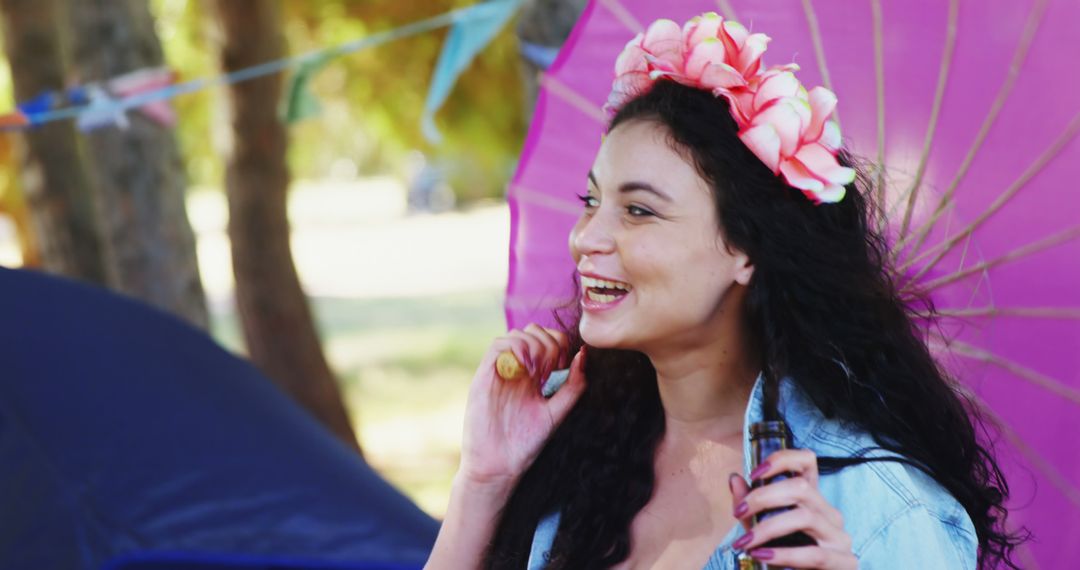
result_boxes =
[738,81,855,204]
[606,12,855,204]
[607,19,683,111]
[713,17,771,78]
[677,13,749,91]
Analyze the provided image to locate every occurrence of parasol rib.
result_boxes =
[871,0,887,219]
[598,0,644,34]
[959,386,1080,510]
[896,0,1050,259]
[898,0,958,239]
[539,74,607,124]
[937,307,1080,320]
[716,0,739,22]
[939,339,1080,406]
[954,231,976,301]
[799,0,840,131]
[909,224,1080,293]
[896,109,1080,278]
[512,183,580,216]
[889,192,959,254]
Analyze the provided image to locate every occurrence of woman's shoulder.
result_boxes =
[772,378,975,566]
[805,415,978,567]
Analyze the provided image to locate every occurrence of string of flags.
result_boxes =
[0,0,526,142]
[421,0,519,142]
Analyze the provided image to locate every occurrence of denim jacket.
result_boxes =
[526,376,978,569]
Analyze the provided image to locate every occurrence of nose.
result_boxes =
[570,208,616,259]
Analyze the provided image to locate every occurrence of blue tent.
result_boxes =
[0,268,439,569]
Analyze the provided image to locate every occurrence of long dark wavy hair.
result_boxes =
[483,80,1025,569]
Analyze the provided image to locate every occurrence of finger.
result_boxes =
[543,327,570,369]
[748,545,857,570]
[488,337,534,389]
[729,473,753,531]
[507,329,545,377]
[547,347,587,418]
[524,323,561,381]
[753,448,819,486]
[740,476,840,528]
[483,338,517,376]
[736,505,850,552]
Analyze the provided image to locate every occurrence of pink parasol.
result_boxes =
[505,0,1080,567]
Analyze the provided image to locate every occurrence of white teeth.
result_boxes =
[586,290,619,303]
[581,276,632,291]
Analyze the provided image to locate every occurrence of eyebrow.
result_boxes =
[588,171,673,203]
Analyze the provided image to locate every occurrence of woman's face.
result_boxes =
[569,119,754,353]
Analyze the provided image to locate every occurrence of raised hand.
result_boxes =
[458,324,588,489]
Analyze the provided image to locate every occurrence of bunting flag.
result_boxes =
[0,0,524,140]
[282,53,335,125]
[76,85,130,131]
[422,0,519,142]
[0,87,92,128]
[519,40,561,70]
[108,67,178,127]
[8,68,179,132]
[0,112,28,129]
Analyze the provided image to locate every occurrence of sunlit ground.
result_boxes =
[195,177,510,518]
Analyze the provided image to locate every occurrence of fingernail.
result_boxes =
[749,461,771,481]
[734,501,749,518]
[728,473,740,493]
[750,548,774,561]
[732,532,753,550]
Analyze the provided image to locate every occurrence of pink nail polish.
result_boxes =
[749,461,771,481]
[734,501,749,517]
[733,532,754,550]
[750,548,774,560]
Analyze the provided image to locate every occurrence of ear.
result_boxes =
[733,248,754,286]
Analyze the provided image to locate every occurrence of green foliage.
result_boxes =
[153,0,220,185]
[155,0,527,201]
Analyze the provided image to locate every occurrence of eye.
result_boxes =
[627,205,655,217]
[576,193,599,209]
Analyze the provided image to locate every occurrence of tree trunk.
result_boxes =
[65,0,208,329]
[0,0,110,284]
[209,0,361,452]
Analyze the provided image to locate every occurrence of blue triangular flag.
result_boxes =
[422,0,521,143]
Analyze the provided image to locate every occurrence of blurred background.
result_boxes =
[0,0,586,517]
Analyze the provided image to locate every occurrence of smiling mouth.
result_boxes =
[581,276,632,303]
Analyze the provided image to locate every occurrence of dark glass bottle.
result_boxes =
[735,420,817,570]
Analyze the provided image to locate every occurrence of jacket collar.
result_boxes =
[741,374,827,475]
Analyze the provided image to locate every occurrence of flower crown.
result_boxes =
[605,13,855,204]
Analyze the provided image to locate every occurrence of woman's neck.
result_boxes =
[645,290,760,446]
[651,351,757,441]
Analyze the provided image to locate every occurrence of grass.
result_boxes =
[210,289,505,518]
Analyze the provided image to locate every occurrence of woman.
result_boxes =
[426,14,1022,570]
